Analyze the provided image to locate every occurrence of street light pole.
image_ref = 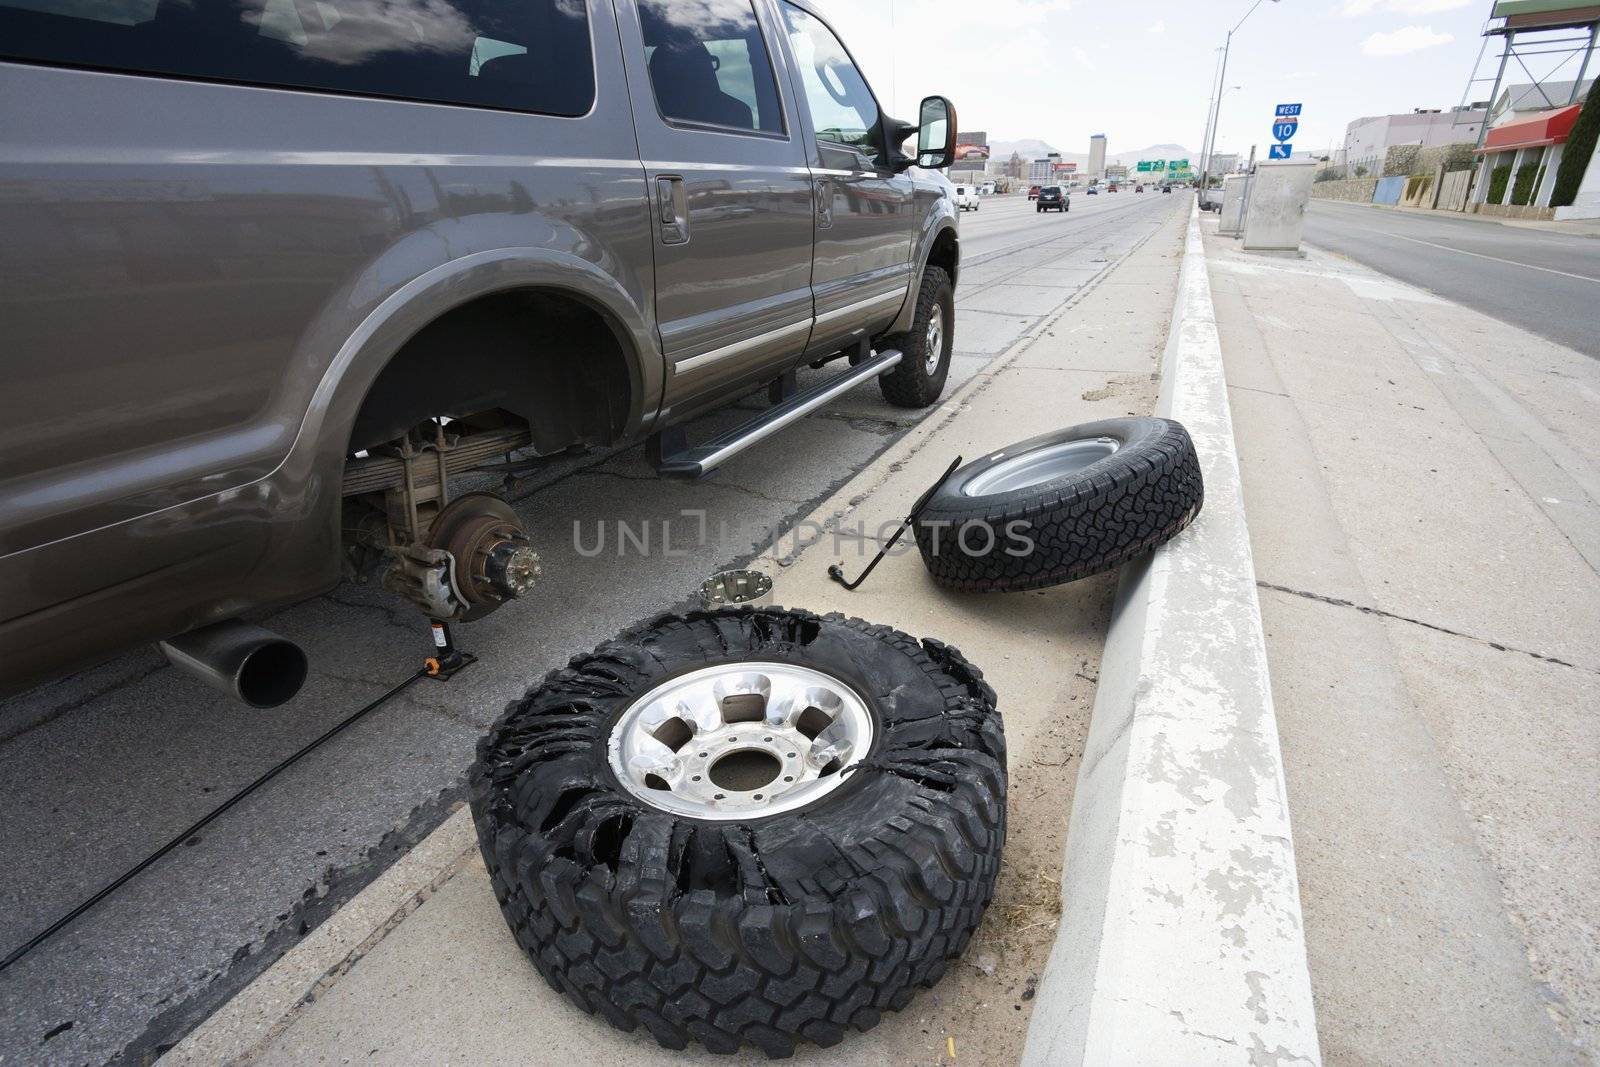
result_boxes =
[1200,47,1224,178]
[1200,0,1280,190]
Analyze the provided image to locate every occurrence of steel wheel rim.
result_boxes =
[924,304,945,375]
[962,435,1120,496]
[607,662,874,821]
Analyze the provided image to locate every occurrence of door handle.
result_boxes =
[814,177,833,229]
[656,176,688,245]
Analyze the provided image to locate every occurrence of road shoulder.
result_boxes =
[160,204,1192,1067]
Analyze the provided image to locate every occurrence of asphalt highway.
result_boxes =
[1303,201,1600,358]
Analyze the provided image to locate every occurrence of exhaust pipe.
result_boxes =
[160,621,309,708]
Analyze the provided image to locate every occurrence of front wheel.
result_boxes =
[879,265,954,408]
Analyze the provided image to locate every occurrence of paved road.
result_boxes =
[1303,201,1600,358]
[0,190,1186,1066]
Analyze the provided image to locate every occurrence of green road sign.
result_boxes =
[1137,161,1152,172]
[1153,160,1166,171]
[1171,159,1189,170]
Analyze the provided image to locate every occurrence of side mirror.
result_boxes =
[914,96,957,170]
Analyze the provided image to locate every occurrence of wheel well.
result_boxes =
[928,226,959,288]
[348,288,636,454]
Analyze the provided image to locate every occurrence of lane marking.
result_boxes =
[1308,205,1600,283]
[1381,232,1600,284]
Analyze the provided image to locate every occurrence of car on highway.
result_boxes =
[1028,184,1042,199]
[1036,185,1069,212]
[1086,184,1099,195]
[0,0,962,703]
[1135,183,1145,193]
[955,184,981,211]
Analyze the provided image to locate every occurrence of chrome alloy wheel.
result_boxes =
[923,303,945,375]
[607,662,874,821]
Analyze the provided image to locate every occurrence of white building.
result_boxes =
[1472,82,1591,215]
[1087,134,1107,181]
[1342,106,1486,176]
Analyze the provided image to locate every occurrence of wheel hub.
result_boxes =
[607,662,873,820]
[962,435,1120,496]
[924,305,945,375]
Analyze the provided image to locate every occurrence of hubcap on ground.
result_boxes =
[962,435,1120,496]
[924,305,945,375]
[607,662,873,820]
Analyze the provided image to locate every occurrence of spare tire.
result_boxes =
[469,608,1006,1058]
[914,416,1203,592]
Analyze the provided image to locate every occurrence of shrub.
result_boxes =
[1487,163,1512,203]
[1510,161,1541,205]
[1355,165,1369,177]
[1552,89,1600,207]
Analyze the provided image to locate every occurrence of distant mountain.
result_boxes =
[990,139,1067,162]
[1109,144,1198,166]
[988,139,1199,167]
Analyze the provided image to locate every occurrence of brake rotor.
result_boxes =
[427,493,540,621]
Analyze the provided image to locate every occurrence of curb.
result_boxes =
[1022,205,1322,1066]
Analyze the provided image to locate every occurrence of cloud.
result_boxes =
[1071,45,1097,70]
[1342,0,1469,14]
[1149,19,1166,33]
[1362,24,1454,54]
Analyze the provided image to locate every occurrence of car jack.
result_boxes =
[424,619,477,680]
[829,455,962,591]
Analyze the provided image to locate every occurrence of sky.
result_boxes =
[810,0,1593,161]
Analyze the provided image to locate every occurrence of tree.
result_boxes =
[1552,88,1600,207]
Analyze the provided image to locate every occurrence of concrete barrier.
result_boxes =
[1021,205,1321,1067]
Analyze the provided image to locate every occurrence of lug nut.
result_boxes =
[486,541,541,599]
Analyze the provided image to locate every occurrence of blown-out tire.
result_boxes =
[914,417,1203,592]
[469,608,1006,1058]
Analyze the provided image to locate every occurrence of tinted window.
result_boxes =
[0,0,595,116]
[781,3,878,153]
[636,0,782,135]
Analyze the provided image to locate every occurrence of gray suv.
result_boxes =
[0,0,961,701]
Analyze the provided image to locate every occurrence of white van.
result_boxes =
[954,184,980,211]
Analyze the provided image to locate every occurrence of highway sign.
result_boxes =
[1137,161,1152,172]
[1171,159,1188,170]
[1268,143,1293,160]
[1272,119,1298,142]
[1275,103,1302,117]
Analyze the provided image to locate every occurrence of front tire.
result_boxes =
[470,608,1007,1058]
[878,266,954,408]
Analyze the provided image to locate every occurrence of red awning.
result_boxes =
[1476,104,1583,153]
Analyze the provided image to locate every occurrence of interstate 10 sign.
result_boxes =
[1272,118,1298,142]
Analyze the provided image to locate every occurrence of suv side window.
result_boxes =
[635,0,783,135]
[0,0,595,117]
[780,3,878,154]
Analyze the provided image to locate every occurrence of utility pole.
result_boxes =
[1200,47,1224,177]
[1199,0,1281,191]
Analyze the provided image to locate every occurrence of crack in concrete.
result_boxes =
[1257,580,1594,674]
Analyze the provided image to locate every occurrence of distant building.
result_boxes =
[1210,153,1240,175]
[1088,134,1107,180]
[1106,164,1128,181]
[1029,153,1062,184]
[1488,79,1593,126]
[1342,106,1486,177]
